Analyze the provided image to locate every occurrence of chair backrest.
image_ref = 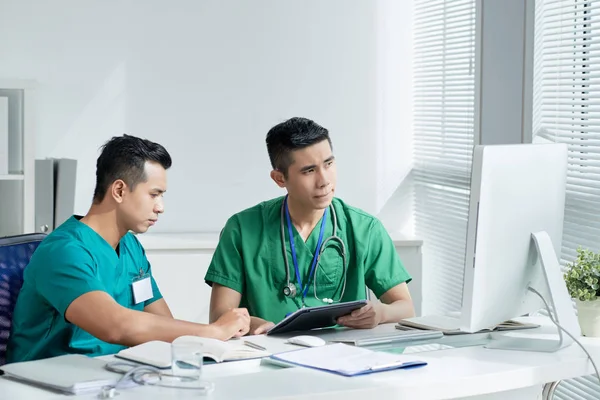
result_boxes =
[0,233,46,365]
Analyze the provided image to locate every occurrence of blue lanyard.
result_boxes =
[284,196,328,301]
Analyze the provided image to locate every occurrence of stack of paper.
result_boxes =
[0,354,121,394]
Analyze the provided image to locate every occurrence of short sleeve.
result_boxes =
[143,269,163,307]
[364,219,412,298]
[34,244,107,318]
[204,216,245,294]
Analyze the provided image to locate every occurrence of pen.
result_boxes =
[244,341,267,351]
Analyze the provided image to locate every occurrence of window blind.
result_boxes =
[413,0,476,315]
[533,0,600,398]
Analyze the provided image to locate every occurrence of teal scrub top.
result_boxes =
[7,216,163,363]
[205,197,411,323]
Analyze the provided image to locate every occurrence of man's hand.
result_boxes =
[212,308,251,339]
[336,301,384,329]
[250,317,275,335]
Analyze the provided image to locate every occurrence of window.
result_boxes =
[534,0,599,398]
[413,0,476,315]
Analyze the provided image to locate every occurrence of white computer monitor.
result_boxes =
[459,143,581,352]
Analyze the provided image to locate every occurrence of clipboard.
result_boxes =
[269,343,427,376]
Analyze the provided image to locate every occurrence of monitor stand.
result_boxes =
[485,231,581,352]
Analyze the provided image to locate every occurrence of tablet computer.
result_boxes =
[266,300,367,335]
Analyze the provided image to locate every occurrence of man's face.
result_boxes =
[277,140,337,211]
[118,161,167,234]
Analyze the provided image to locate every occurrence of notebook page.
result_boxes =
[174,336,268,362]
[224,343,270,361]
[116,340,172,368]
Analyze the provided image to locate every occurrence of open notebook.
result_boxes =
[397,315,540,335]
[116,336,271,368]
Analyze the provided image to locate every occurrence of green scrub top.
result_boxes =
[7,216,162,363]
[205,197,411,323]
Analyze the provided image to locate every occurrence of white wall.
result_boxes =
[375,0,414,211]
[0,0,414,233]
[374,0,414,236]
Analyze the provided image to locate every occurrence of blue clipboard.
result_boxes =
[269,343,427,377]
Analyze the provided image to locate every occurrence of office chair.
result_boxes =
[0,233,47,365]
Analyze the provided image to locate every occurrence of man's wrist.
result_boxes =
[205,322,227,340]
[377,301,390,324]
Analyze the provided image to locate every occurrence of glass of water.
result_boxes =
[171,338,203,381]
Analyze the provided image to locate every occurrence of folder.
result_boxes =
[53,158,77,228]
[35,159,55,233]
[269,343,427,377]
[0,96,8,175]
[34,158,78,233]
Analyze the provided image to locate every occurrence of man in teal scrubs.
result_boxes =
[205,117,415,334]
[7,135,250,363]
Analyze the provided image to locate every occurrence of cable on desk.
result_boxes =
[529,287,600,388]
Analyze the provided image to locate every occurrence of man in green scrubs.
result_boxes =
[7,135,250,363]
[206,117,415,334]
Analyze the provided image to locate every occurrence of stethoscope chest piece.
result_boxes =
[282,282,297,298]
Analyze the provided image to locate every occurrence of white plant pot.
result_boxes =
[575,299,600,337]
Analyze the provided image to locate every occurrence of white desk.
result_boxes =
[1,318,599,400]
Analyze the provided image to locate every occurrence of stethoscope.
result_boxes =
[280,195,348,306]
[98,361,215,398]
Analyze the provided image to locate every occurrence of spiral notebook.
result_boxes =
[270,343,427,377]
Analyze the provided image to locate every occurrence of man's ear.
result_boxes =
[270,170,286,188]
[111,180,127,203]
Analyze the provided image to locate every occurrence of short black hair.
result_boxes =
[266,117,332,176]
[93,134,172,202]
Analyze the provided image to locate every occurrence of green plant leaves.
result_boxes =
[564,247,600,302]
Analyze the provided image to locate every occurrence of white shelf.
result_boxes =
[137,231,423,251]
[0,174,25,181]
[0,82,35,236]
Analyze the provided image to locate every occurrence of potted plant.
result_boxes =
[564,248,600,337]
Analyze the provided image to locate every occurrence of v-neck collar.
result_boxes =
[287,212,327,255]
[72,215,122,264]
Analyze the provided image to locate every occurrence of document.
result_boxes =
[270,343,427,376]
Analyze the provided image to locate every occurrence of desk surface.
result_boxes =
[1,317,598,400]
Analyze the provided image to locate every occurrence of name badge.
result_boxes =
[132,274,153,304]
